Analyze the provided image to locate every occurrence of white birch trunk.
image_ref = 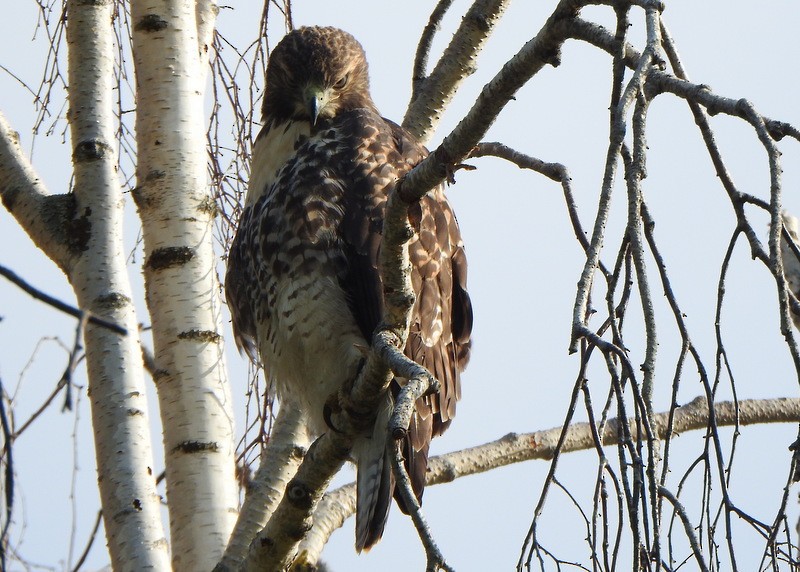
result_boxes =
[131,1,238,569]
[69,1,170,569]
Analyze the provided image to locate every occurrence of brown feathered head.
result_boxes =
[262,26,376,123]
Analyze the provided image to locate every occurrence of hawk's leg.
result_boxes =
[322,356,367,433]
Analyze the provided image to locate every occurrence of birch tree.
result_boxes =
[1,1,800,571]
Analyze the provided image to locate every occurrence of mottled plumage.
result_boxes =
[225,26,472,551]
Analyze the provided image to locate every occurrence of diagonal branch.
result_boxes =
[398,0,581,205]
[294,395,800,566]
[390,440,454,572]
[216,405,308,570]
[410,0,457,105]
[403,0,512,145]
[0,112,74,273]
[0,264,126,335]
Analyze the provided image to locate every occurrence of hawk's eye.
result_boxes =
[333,75,349,90]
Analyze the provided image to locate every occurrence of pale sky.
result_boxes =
[2,1,800,571]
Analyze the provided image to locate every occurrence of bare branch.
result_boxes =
[398,0,579,204]
[0,112,73,272]
[296,395,800,565]
[569,5,664,353]
[0,265,127,335]
[216,405,308,571]
[410,0,456,104]
[389,441,454,572]
[467,142,613,286]
[403,0,512,145]
[0,378,12,571]
[70,510,103,572]
[659,486,710,572]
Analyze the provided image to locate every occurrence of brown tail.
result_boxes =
[353,397,394,552]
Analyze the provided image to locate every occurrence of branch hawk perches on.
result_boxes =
[225,26,473,551]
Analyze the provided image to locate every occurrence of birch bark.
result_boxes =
[1,0,172,569]
[131,1,238,569]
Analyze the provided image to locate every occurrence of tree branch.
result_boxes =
[390,441,453,572]
[410,0,456,105]
[0,112,73,273]
[0,264,126,335]
[295,395,800,565]
[403,0,512,145]
[398,0,581,204]
[216,405,308,571]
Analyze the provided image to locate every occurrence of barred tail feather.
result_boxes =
[354,400,393,552]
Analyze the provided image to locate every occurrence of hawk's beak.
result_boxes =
[305,86,332,125]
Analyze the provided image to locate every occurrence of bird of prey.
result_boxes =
[225,26,472,551]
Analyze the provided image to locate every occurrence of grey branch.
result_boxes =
[568,18,800,144]
[410,0,456,104]
[295,395,800,565]
[403,0,512,145]
[0,264,127,335]
[658,486,710,572]
[397,0,581,205]
[0,112,73,273]
[216,406,308,571]
[390,440,454,572]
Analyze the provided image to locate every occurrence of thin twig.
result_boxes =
[70,510,103,572]
[410,0,456,103]
[389,440,454,572]
[0,378,12,571]
[0,265,127,335]
[61,313,88,411]
[659,486,710,572]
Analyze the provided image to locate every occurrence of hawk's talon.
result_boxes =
[323,397,344,433]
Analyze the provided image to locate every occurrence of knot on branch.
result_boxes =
[766,120,789,141]
[146,246,194,271]
[286,479,314,510]
[735,98,755,117]
[72,139,113,163]
[543,46,562,68]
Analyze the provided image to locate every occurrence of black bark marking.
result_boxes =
[73,140,112,162]
[177,329,221,343]
[147,246,194,270]
[1,187,20,213]
[66,205,92,254]
[172,441,220,454]
[95,292,131,310]
[134,14,168,32]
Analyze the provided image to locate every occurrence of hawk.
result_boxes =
[225,26,473,552]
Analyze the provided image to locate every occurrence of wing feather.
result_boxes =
[334,112,473,521]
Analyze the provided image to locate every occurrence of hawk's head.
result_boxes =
[262,26,376,124]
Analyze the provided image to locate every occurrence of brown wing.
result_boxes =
[225,205,261,365]
[334,112,472,513]
[397,184,472,508]
[385,122,473,510]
